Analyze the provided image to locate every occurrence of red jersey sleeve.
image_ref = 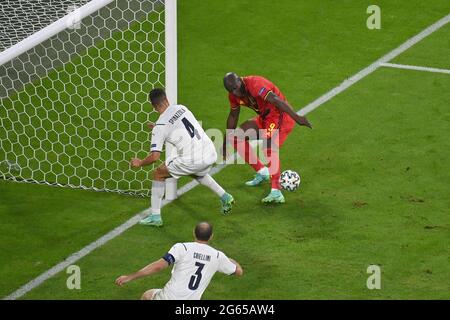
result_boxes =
[246,76,274,101]
[228,93,240,110]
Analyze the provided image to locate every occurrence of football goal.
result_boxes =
[0,0,177,197]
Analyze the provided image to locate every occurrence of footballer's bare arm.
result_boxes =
[130,151,161,168]
[266,92,312,129]
[226,107,241,130]
[229,258,244,277]
[223,107,241,158]
[115,258,169,286]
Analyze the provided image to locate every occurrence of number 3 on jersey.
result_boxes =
[188,262,205,290]
[182,117,201,139]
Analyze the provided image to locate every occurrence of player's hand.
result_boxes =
[298,116,312,129]
[130,158,142,168]
[147,122,155,130]
[115,275,131,287]
[304,121,313,129]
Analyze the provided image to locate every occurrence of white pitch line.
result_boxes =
[380,62,450,74]
[299,13,450,116]
[4,13,450,300]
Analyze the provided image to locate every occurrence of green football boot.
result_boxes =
[220,193,235,215]
[245,167,270,186]
[139,214,163,227]
[262,189,285,204]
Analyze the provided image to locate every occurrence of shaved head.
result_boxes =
[223,72,245,97]
[194,222,213,242]
[223,72,240,91]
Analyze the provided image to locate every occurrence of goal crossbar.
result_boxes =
[0,0,115,67]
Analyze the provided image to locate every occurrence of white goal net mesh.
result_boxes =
[0,0,165,196]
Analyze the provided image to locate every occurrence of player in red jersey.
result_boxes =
[223,72,312,203]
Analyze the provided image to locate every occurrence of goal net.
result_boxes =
[0,0,177,197]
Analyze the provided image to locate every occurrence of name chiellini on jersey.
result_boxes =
[160,242,237,300]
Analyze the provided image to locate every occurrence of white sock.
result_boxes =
[258,167,269,175]
[196,174,226,198]
[151,180,165,216]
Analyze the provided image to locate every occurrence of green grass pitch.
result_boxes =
[0,0,449,299]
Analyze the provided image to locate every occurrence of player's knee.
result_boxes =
[141,289,155,300]
[153,167,165,181]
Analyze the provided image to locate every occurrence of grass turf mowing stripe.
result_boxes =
[4,12,450,300]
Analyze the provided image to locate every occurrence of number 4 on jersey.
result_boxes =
[182,117,201,139]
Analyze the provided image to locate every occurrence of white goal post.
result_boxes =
[163,0,178,200]
[0,0,178,197]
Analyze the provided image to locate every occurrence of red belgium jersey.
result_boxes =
[228,75,296,145]
[228,75,287,120]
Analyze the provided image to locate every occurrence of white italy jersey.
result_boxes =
[161,242,237,300]
[150,104,216,164]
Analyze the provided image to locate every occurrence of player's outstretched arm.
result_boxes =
[222,108,241,159]
[115,258,169,286]
[266,93,312,129]
[130,151,161,168]
[229,258,244,277]
[226,107,241,130]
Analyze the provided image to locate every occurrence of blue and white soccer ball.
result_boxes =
[280,170,301,191]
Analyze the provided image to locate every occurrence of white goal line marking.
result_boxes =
[298,14,450,116]
[4,13,449,301]
[380,62,450,74]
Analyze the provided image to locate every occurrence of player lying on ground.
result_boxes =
[130,88,234,227]
[223,72,312,203]
[115,221,243,300]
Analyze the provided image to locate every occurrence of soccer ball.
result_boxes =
[280,170,301,191]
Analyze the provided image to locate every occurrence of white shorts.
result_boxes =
[166,154,217,179]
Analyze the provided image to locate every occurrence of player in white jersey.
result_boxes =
[115,222,243,300]
[130,88,235,227]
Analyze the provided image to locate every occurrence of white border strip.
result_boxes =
[4,13,449,300]
[380,62,450,74]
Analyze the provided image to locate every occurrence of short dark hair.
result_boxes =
[223,72,239,92]
[194,222,213,241]
[149,88,166,105]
